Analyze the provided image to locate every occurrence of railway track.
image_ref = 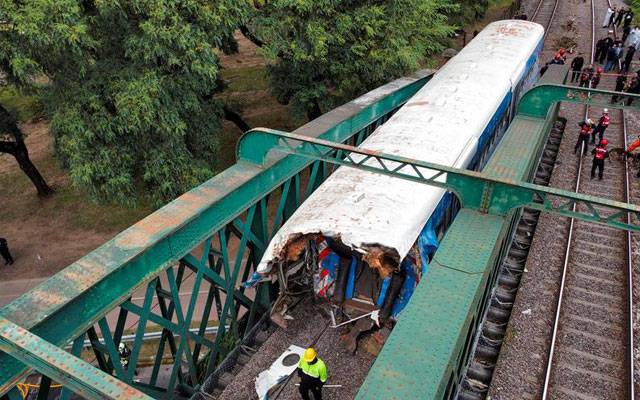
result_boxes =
[463,1,635,399]
[541,0,635,398]
[532,0,560,39]
[455,3,565,399]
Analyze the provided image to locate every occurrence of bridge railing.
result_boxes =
[0,71,434,400]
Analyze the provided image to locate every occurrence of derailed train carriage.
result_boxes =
[247,20,544,347]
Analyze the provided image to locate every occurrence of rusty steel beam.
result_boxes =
[0,317,152,400]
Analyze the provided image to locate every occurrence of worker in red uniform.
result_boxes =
[626,136,640,177]
[591,138,610,180]
[297,348,327,400]
[575,119,595,154]
[592,109,610,144]
[579,64,594,88]
[557,48,567,62]
[591,67,603,89]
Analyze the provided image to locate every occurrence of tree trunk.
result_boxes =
[223,106,251,133]
[307,101,322,121]
[0,104,54,197]
[14,139,54,196]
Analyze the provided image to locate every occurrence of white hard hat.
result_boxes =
[604,108,609,113]
[118,342,125,351]
[587,118,594,125]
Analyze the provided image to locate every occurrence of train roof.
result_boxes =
[257,20,544,273]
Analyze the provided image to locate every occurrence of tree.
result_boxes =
[244,0,456,120]
[0,0,69,197]
[1,0,248,206]
[0,102,53,196]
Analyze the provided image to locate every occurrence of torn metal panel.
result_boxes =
[255,345,305,399]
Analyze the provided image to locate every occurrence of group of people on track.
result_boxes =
[547,29,640,181]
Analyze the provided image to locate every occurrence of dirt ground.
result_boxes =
[0,122,123,282]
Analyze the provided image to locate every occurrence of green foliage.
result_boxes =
[450,0,490,25]
[0,0,247,206]
[0,85,43,123]
[249,0,456,118]
[629,0,640,23]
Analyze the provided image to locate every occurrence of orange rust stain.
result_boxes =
[406,100,429,107]
[29,287,69,308]
[71,259,110,281]
[115,225,158,249]
[496,25,522,37]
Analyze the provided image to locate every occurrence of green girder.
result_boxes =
[0,317,152,400]
[238,128,640,232]
[518,83,640,118]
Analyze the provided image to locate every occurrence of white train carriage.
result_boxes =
[254,20,544,320]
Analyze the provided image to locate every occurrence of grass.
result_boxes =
[220,65,270,92]
[52,184,154,233]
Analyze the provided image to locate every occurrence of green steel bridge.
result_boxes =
[1,66,639,400]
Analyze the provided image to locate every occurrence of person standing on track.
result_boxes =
[612,73,628,103]
[0,238,14,266]
[624,9,634,29]
[608,7,618,27]
[591,109,610,144]
[579,64,594,87]
[595,37,606,62]
[615,8,626,27]
[623,25,632,42]
[591,139,610,180]
[598,36,614,64]
[622,45,636,72]
[626,75,640,105]
[570,54,585,82]
[575,119,595,155]
[626,136,640,177]
[604,44,622,73]
[297,348,327,400]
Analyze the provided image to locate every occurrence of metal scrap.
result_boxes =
[255,345,306,400]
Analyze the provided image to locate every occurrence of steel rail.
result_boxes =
[532,0,560,41]
[541,0,595,398]
[613,0,636,394]
[621,98,635,400]
[601,2,635,396]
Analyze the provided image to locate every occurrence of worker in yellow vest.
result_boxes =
[297,347,327,400]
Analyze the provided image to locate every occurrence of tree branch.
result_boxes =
[223,106,251,133]
[0,140,17,155]
[239,25,264,48]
